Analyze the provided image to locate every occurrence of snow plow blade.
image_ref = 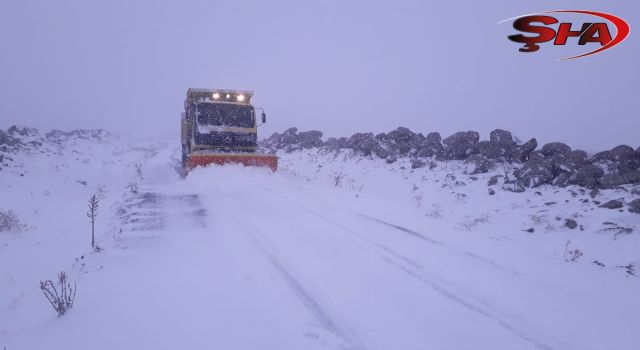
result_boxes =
[186,152,278,172]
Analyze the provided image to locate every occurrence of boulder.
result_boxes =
[591,145,640,175]
[609,145,638,161]
[616,159,640,174]
[410,158,426,169]
[599,199,624,209]
[552,150,588,176]
[385,153,398,163]
[442,131,479,160]
[475,141,501,159]
[623,170,640,184]
[598,174,626,188]
[260,127,326,152]
[564,219,578,229]
[489,129,516,149]
[323,137,338,149]
[541,142,571,157]
[590,150,609,163]
[475,129,516,160]
[509,138,537,162]
[464,154,494,174]
[386,127,419,155]
[297,130,323,149]
[7,125,38,137]
[417,132,444,158]
[629,199,640,214]
[347,132,377,157]
[514,158,554,187]
[373,145,389,159]
[552,173,571,187]
[281,127,299,145]
[571,164,604,186]
[0,129,21,147]
[324,137,348,150]
[580,177,599,189]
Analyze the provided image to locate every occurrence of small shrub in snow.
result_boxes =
[425,204,442,218]
[87,194,99,248]
[0,209,25,232]
[135,163,144,180]
[565,250,583,262]
[412,191,424,206]
[40,271,76,317]
[459,213,490,230]
[564,219,578,229]
[563,239,583,262]
[332,172,346,187]
[529,213,547,226]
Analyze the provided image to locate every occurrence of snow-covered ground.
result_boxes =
[1,132,639,350]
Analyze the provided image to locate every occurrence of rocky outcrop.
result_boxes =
[0,129,21,148]
[629,199,640,214]
[541,142,571,157]
[475,129,517,160]
[442,131,479,160]
[262,127,324,153]
[260,126,640,192]
[599,199,624,209]
[416,132,444,158]
[464,154,494,174]
[570,164,605,187]
[297,130,323,149]
[347,132,378,157]
[509,138,537,162]
[514,157,554,188]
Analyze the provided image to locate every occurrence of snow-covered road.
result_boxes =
[2,141,639,350]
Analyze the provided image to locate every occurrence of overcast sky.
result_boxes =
[0,0,638,151]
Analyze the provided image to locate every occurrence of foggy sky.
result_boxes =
[1,0,638,152]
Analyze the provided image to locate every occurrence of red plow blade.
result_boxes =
[186,152,278,172]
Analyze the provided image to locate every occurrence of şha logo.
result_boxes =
[501,10,630,60]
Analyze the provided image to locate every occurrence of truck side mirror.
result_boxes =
[261,112,267,123]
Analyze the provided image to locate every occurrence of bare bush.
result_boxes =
[40,271,76,317]
[563,239,583,262]
[529,212,547,226]
[332,172,347,187]
[565,250,583,262]
[135,163,144,180]
[425,204,443,219]
[0,209,25,232]
[459,213,490,230]
[87,194,99,248]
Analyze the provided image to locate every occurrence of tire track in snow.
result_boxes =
[258,186,566,350]
[225,208,368,350]
[358,214,521,276]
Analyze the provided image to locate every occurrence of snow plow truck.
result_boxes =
[181,88,277,172]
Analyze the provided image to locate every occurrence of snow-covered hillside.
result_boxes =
[1,127,639,350]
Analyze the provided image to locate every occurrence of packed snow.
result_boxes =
[1,130,639,350]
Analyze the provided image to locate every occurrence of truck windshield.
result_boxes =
[197,104,254,128]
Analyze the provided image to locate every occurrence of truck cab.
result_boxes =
[181,88,266,165]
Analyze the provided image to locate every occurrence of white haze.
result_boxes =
[0,0,638,152]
